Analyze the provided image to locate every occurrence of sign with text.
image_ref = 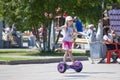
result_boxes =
[108,9,120,35]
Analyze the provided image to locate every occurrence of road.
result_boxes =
[0,61,120,80]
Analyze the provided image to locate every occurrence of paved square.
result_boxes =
[0,61,120,80]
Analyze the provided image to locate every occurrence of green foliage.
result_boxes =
[0,0,120,31]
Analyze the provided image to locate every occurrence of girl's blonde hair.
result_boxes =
[64,16,74,32]
[65,21,74,26]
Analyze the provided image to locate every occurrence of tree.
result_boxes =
[0,0,120,52]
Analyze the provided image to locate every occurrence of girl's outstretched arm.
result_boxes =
[55,25,65,31]
[73,30,87,36]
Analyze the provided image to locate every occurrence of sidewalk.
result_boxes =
[0,60,120,80]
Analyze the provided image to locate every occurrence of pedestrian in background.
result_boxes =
[73,16,83,38]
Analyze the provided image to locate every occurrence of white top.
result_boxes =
[62,26,73,42]
[103,33,112,41]
[86,29,93,38]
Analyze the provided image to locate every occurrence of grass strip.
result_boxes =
[0,57,40,61]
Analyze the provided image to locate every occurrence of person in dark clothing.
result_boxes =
[99,27,116,63]
[73,16,83,38]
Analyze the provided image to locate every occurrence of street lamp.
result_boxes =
[102,0,105,11]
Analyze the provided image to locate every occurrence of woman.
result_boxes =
[99,27,116,63]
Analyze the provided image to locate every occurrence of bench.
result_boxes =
[75,38,88,44]
[58,38,88,43]
[58,38,89,50]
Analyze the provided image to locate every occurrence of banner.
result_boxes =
[108,9,120,35]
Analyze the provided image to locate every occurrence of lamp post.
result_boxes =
[102,0,105,11]
[0,21,3,48]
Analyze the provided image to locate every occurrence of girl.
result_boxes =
[99,27,115,63]
[55,16,85,65]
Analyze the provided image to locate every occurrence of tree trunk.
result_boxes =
[52,17,65,51]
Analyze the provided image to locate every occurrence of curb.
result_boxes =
[0,56,88,65]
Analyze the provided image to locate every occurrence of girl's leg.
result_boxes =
[68,50,75,65]
[62,41,68,63]
[67,42,75,64]
[63,50,68,63]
